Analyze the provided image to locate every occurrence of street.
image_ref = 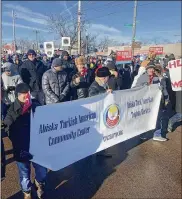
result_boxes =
[1,127,181,199]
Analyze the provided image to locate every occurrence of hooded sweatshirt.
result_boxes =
[1,64,23,104]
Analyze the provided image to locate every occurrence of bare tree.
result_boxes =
[46,14,89,53]
[97,36,110,52]
[81,33,98,54]
[16,39,34,53]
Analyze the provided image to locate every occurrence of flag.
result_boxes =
[22,92,32,114]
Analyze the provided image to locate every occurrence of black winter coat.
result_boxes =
[20,59,46,92]
[70,70,92,100]
[89,81,107,97]
[3,99,40,161]
[108,74,122,91]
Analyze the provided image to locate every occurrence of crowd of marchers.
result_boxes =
[1,49,181,199]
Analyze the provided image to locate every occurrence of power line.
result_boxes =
[83,2,158,22]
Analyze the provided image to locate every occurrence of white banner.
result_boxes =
[30,85,161,171]
[168,59,182,91]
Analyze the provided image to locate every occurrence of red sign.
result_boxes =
[149,47,163,55]
[116,51,132,61]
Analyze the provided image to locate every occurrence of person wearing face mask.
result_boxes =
[89,67,112,97]
[3,83,47,199]
[20,49,46,105]
[70,56,92,100]
[1,62,22,105]
[42,58,70,104]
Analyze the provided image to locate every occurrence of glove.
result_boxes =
[1,121,7,130]
[19,150,33,161]
[59,94,65,102]
[7,86,15,92]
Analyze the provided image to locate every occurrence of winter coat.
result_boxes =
[175,91,182,113]
[120,68,132,89]
[42,67,70,104]
[70,69,92,100]
[1,72,22,104]
[108,74,123,91]
[61,56,75,76]
[14,60,23,74]
[3,99,40,161]
[89,79,107,97]
[20,59,46,92]
[42,60,51,71]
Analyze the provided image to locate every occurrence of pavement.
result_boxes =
[1,127,181,199]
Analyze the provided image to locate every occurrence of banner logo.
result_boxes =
[104,104,120,128]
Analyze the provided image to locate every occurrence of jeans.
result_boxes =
[168,113,182,130]
[153,103,171,138]
[16,161,47,193]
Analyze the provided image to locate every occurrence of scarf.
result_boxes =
[148,74,154,85]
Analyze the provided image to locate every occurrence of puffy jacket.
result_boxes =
[1,72,22,104]
[3,99,40,161]
[89,79,107,97]
[42,68,70,104]
[20,59,46,92]
[70,69,92,100]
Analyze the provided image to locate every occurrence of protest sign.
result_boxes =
[30,85,161,171]
[168,59,182,91]
[116,51,132,62]
[149,47,163,55]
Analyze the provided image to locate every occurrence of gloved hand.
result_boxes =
[7,86,15,93]
[1,121,7,129]
[59,94,65,102]
[165,100,169,106]
[19,150,33,161]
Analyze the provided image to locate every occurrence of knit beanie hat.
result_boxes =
[75,56,86,66]
[96,67,111,77]
[52,58,63,67]
[15,83,30,96]
[27,49,36,56]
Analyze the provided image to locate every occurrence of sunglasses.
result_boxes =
[28,54,35,56]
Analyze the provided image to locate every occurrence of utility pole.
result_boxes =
[131,0,138,57]
[77,0,81,55]
[85,33,88,55]
[33,30,40,51]
[12,10,16,53]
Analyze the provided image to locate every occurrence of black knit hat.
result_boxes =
[96,67,111,77]
[27,49,36,56]
[106,61,116,70]
[62,51,69,57]
[15,83,30,96]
